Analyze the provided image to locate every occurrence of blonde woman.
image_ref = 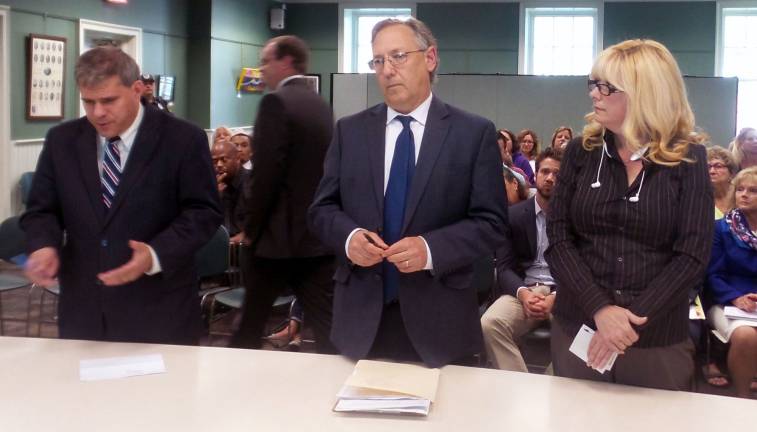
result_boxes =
[550,126,573,150]
[705,166,757,398]
[729,127,757,170]
[545,39,712,390]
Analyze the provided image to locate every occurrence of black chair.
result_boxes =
[0,216,34,335]
[19,172,34,208]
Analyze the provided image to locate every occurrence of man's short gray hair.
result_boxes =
[371,18,439,83]
[75,47,140,88]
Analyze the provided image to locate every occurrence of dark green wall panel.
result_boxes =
[284,3,338,102]
[604,2,716,76]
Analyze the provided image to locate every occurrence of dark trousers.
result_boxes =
[231,250,336,354]
[551,319,695,391]
[367,302,422,363]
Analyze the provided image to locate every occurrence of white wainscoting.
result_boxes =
[9,138,44,215]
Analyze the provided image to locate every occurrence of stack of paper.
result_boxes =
[569,324,618,374]
[334,360,439,416]
[724,306,757,322]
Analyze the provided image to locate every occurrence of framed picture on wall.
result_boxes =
[156,75,175,102]
[26,34,66,120]
[303,74,321,94]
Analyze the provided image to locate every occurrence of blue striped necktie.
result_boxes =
[383,115,416,304]
[101,136,122,210]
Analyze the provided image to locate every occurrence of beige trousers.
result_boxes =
[481,285,551,372]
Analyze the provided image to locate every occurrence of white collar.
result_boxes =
[386,92,433,126]
[100,104,144,150]
[277,74,305,90]
[534,197,544,216]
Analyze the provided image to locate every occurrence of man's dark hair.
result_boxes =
[75,47,140,88]
[270,35,309,74]
[535,146,563,172]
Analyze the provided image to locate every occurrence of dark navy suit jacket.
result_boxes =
[706,217,757,305]
[309,96,507,367]
[21,106,222,344]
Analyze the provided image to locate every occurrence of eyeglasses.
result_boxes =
[368,49,426,70]
[588,79,622,96]
[707,162,728,170]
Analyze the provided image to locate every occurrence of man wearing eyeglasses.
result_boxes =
[309,18,507,367]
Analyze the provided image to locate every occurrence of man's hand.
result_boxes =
[216,172,228,192]
[230,232,246,244]
[347,230,387,267]
[732,293,757,312]
[588,305,647,369]
[25,247,59,287]
[97,240,153,286]
[518,289,547,319]
[383,236,428,273]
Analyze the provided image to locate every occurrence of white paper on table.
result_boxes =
[80,354,166,381]
[569,324,617,374]
[724,306,757,322]
[333,398,431,415]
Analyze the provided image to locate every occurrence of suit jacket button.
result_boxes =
[101,239,108,247]
[373,274,381,281]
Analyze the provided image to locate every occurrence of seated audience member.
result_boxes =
[503,165,529,206]
[505,129,535,185]
[546,39,712,391]
[211,139,248,238]
[482,148,561,372]
[700,146,739,387]
[709,147,738,219]
[230,130,254,171]
[517,129,540,174]
[706,166,757,399]
[730,127,757,171]
[213,126,232,144]
[550,126,573,150]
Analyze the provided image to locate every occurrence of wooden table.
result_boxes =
[0,336,754,431]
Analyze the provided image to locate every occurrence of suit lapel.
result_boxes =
[524,197,537,258]
[401,97,450,233]
[368,104,387,216]
[104,107,161,226]
[75,121,106,226]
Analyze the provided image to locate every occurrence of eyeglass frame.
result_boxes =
[588,79,623,96]
[368,49,427,71]
[707,162,729,170]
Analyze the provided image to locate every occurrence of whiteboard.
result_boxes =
[332,74,738,148]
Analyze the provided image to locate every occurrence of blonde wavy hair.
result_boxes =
[728,127,756,168]
[582,39,707,166]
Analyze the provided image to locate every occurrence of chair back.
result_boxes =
[0,216,26,262]
[20,172,34,206]
[194,225,230,279]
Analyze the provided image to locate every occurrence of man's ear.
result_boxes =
[132,80,145,95]
[425,46,438,72]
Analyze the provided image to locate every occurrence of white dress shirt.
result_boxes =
[97,105,162,275]
[345,93,434,270]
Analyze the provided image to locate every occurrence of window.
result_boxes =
[521,5,601,75]
[719,6,757,131]
[340,6,413,73]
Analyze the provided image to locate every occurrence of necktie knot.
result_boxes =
[107,136,121,145]
[396,115,414,129]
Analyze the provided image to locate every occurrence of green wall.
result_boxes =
[418,2,519,74]
[5,0,193,139]
[209,0,274,129]
[285,3,338,102]
[604,2,716,76]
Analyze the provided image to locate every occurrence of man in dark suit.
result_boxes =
[308,18,507,367]
[21,47,222,344]
[481,148,562,371]
[231,36,336,353]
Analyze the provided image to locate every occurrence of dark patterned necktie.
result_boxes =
[101,136,122,210]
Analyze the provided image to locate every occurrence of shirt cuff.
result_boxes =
[516,286,530,300]
[145,245,162,275]
[419,236,433,270]
[345,228,363,261]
